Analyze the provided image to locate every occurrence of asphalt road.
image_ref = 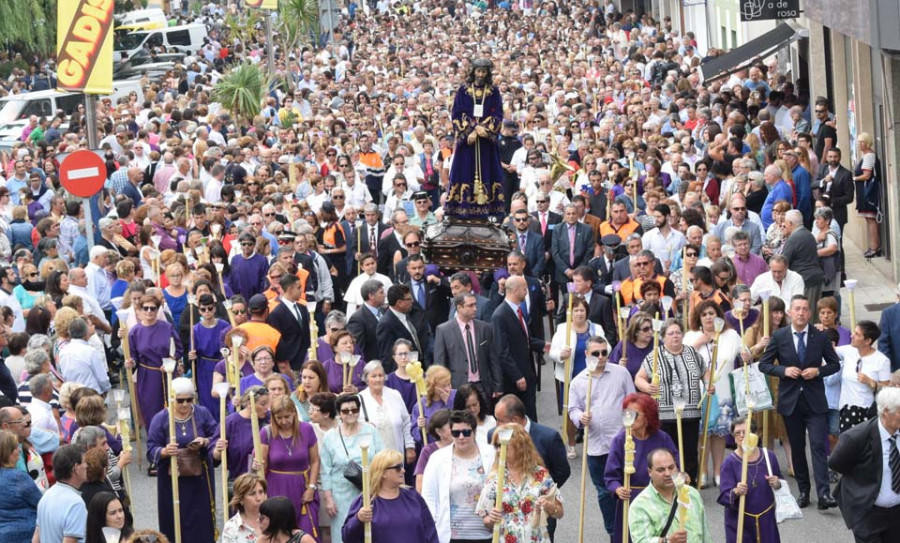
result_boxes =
[116,358,855,542]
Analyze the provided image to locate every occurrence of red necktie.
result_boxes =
[540,212,547,235]
[517,307,529,337]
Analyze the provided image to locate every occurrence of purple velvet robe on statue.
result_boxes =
[146,405,219,543]
[445,84,506,220]
[717,449,781,543]
[605,429,679,543]
[129,320,183,432]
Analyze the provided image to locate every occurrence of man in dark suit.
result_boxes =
[376,209,408,277]
[487,251,548,342]
[590,234,620,294]
[814,148,855,229]
[759,294,841,509]
[346,279,384,364]
[511,207,546,278]
[376,284,430,370]
[434,293,501,398]
[829,388,900,542]
[345,204,388,276]
[555,266,618,345]
[781,210,825,312]
[405,254,451,335]
[878,288,900,371]
[448,272,492,321]
[550,204,595,286]
[490,275,549,421]
[394,229,425,285]
[267,274,312,371]
[492,394,570,541]
[531,193,563,252]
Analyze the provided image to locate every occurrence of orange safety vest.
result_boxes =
[689,289,731,322]
[600,218,641,240]
[237,321,282,354]
[619,275,669,306]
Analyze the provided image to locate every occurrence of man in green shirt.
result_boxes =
[629,448,711,543]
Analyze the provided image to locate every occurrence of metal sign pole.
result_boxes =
[83,94,99,250]
[266,11,275,74]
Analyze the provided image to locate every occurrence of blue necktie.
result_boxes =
[795,331,806,362]
[416,282,426,308]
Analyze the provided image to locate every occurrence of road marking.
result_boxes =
[67,166,100,180]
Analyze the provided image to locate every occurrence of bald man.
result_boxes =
[491,275,549,420]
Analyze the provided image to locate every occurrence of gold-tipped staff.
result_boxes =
[359,433,374,543]
[618,306,631,368]
[222,298,236,327]
[561,282,575,440]
[697,317,725,488]
[407,357,428,444]
[117,309,142,470]
[115,402,133,499]
[491,427,515,543]
[577,356,600,543]
[188,293,197,389]
[308,318,318,362]
[162,357,182,543]
[650,316,664,400]
[250,389,263,476]
[622,409,637,543]
[844,279,858,331]
[674,472,691,533]
[736,398,759,543]
[674,395,687,473]
[759,289,772,448]
[214,381,231,527]
[681,247,689,329]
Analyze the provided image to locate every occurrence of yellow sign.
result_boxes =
[246,0,278,9]
[56,0,114,94]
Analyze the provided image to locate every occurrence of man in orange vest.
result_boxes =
[600,201,641,239]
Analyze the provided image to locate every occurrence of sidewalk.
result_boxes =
[838,237,897,323]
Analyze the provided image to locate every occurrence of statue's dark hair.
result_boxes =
[466,59,494,87]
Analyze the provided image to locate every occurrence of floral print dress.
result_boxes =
[475,465,560,543]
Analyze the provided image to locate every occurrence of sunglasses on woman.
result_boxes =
[450,428,473,437]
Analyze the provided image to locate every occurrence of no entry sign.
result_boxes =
[60,150,107,198]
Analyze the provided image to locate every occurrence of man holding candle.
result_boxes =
[568,336,635,536]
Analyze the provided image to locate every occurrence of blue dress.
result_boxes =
[0,467,42,543]
[572,331,590,378]
[192,319,232,418]
[163,289,188,329]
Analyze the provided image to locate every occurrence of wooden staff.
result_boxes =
[308,319,318,362]
[117,312,143,469]
[675,473,690,532]
[188,294,196,389]
[340,352,350,389]
[674,396,686,473]
[214,382,231,527]
[697,317,725,488]
[561,285,575,440]
[249,391,263,476]
[577,357,599,543]
[736,406,759,543]
[356,226,362,276]
[223,299,236,327]
[360,436,372,543]
[407,361,428,445]
[116,407,133,499]
[760,291,771,447]
[163,360,181,543]
[491,427,514,543]
[618,307,630,369]
[845,279,858,330]
[629,157,638,214]
[622,409,637,543]
[681,246,689,330]
[651,314,661,400]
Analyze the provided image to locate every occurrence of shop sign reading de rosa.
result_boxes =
[740,0,801,22]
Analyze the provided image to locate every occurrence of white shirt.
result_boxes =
[343,272,392,315]
[59,338,111,394]
[750,270,805,305]
[837,345,891,409]
[341,177,374,208]
[30,396,58,437]
[0,287,25,332]
[68,284,110,326]
[204,176,223,203]
[875,419,900,507]
[641,227,685,271]
[85,262,111,310]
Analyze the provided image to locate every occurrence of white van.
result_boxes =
[115,8,167,29]
[0,81,144,143]
[114,23,207,63]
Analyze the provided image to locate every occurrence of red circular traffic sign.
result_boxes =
[60,150,107,198]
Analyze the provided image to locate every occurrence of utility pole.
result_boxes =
[82,94,98,250]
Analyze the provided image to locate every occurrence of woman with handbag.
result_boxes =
[853,133,881,258]
[343,449,440,543]
[146,377,219,543]
[319,393,383,543]
[258,395,321,539]
[717,417,782,543]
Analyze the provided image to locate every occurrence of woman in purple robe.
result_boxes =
[604,393,679,543]
[128,293,183,434]
[444,59,506,221]
[384,339,417,413]
[410,366,456,447]
[260,395,321,538]
[322,331,365,394]
[146,377,219,543]
[214,386,270,481]
[609,313,655,378]
[342,449,439,543]
[229,232,270,301]
[717,417,782,543]
[189,293,232,417]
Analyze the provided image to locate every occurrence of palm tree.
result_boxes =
[212,62,271,128]
[279,0,319,53]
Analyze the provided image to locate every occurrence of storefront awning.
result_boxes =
[700,23,800,83]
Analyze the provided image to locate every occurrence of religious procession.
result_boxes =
[1,1,900,543]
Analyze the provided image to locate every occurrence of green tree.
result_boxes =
[0,0,56,55]
[212,61,271,127]
[279,0,318,53]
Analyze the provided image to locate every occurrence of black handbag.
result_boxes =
[338,427,364,490]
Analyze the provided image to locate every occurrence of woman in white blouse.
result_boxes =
[358,360,416,466]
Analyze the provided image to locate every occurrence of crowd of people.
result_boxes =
[2,1,900,543]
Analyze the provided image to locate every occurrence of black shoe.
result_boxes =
[797,492,810,508]
[818,493,838,510]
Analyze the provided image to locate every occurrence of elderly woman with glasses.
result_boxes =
[241,346,293,394]
[147,377,219,543]
[322,330,365,394]
[358,361,415,462]
[128,293,183,436]
[319,393,383,543]
[344,449,439,543]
